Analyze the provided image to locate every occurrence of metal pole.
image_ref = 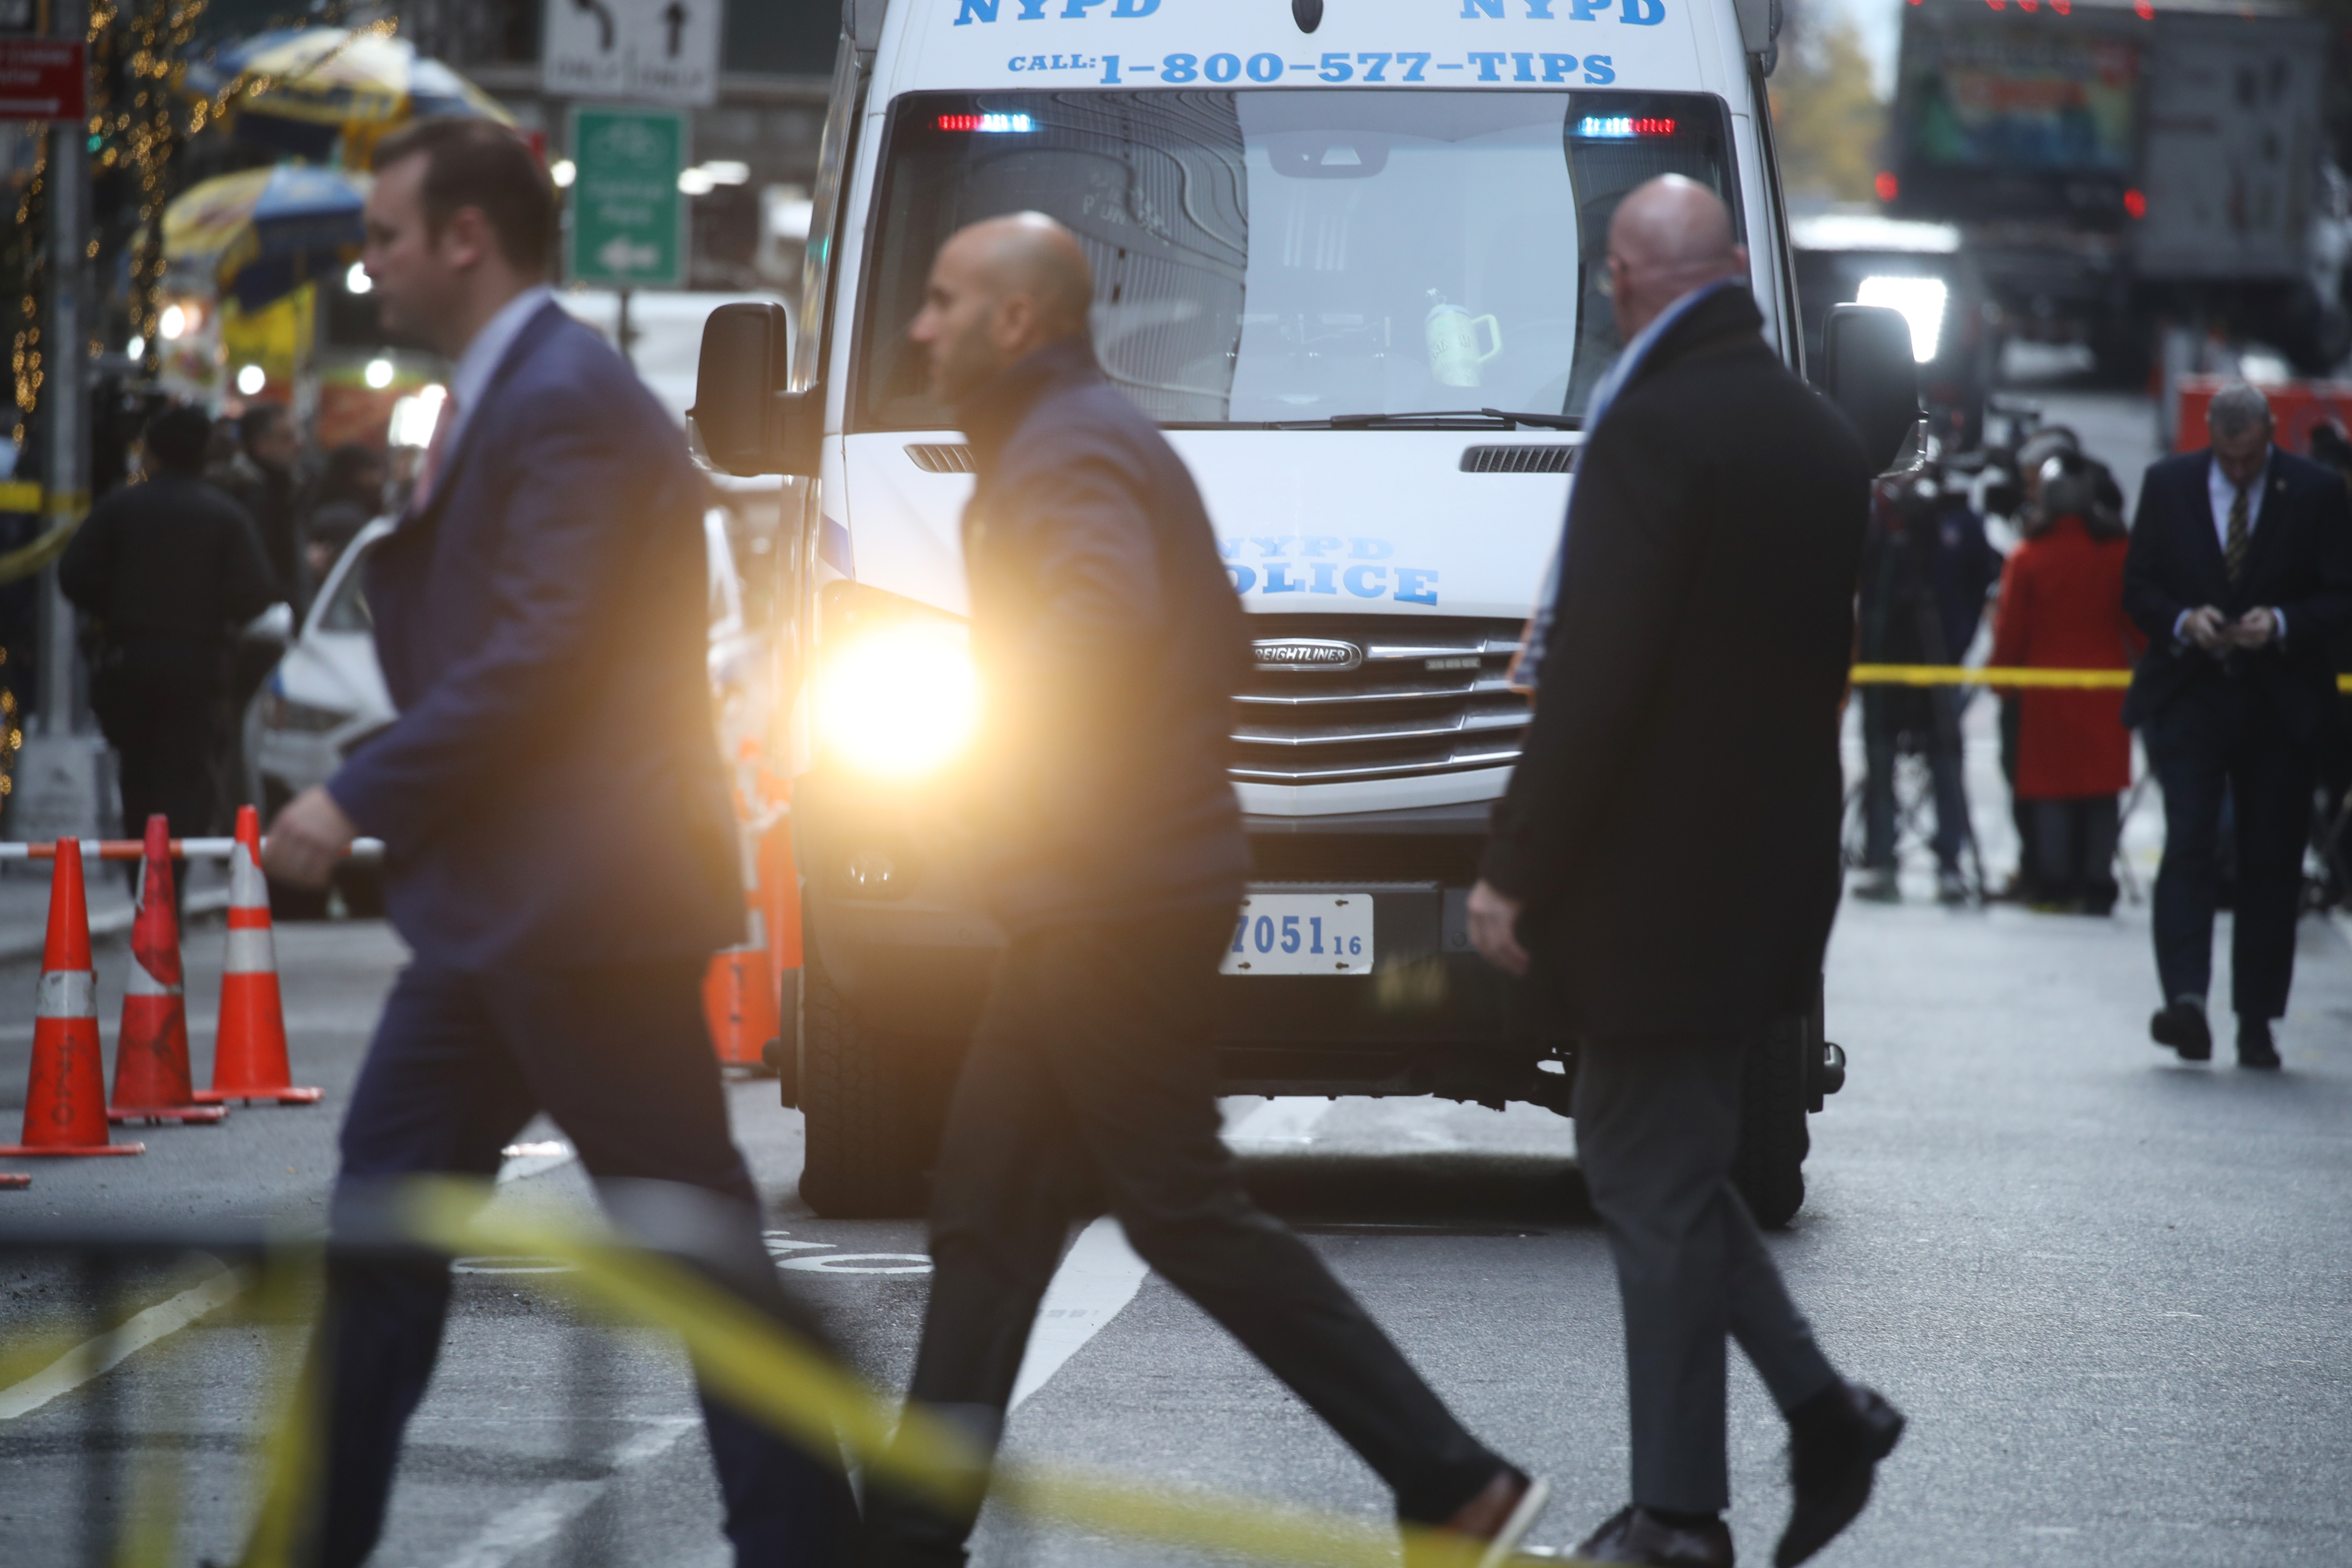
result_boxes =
[40,0,89,740]
[617,287,634,368]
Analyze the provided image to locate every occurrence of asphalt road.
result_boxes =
[0,878,2346,1568]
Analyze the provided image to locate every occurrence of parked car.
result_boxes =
[246,507,767,917]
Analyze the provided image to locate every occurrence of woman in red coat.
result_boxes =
[1991,459,2147,912]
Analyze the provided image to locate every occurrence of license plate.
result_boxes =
[1221,893,1374,976]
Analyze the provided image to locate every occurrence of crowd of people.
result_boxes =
[55,392,405,865]
[1852,382,2352,1068]
[32,105,2352,1565]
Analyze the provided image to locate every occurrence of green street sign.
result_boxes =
[567,104,686,289]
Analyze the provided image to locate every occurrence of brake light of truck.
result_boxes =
[2124,188,2147,220]
[1575,116,1675,138]
[935,113,1033,134]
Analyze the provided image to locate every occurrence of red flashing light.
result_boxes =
[934,111,1033,133]
[1984,0,2004,9]
[2019,0,2038,12]
[1633,117,1675,135]
[2134,0,2152,15]
[2052,0,2071,12]
[1874,170,1900,202]
[2123,187,2147,219]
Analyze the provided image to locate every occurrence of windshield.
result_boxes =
[854,89,1743,430]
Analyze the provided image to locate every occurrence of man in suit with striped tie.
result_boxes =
[2122,380,2352,1068]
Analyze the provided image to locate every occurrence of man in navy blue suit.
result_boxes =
[2122,381,2352,1069]
[261,120,851,1565]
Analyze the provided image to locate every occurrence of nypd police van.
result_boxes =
[694,0,1915,1218]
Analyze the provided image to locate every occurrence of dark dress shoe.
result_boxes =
[1777,1379,1904,1567]
[2237,1022,2282,1069]
[1406,1466,1550,1568]
[2150,1003,2212,1062]
[1574,1504,1733,1566]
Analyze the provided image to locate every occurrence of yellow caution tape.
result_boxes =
[1852,663,2352,694]
[221,1178,1566,1568]
[1850,663,2132,689]
[0,517,80,586]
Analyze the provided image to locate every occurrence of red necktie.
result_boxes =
[412,393,459,511]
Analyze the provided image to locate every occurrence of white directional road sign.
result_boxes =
[542,0,720,107]
[567,105,687,290]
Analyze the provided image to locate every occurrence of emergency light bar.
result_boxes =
[936,113,1033,133]
[1575,116,1677,138]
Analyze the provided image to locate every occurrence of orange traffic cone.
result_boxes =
[108,816,226,1126]
[705,822,782,1073]
[0,840,144,1157]
[196,805,321,1106]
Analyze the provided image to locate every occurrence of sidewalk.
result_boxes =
[0,859,233,964]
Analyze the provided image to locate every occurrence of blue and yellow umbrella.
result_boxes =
[161,164,370,311]
[184,25,513,163]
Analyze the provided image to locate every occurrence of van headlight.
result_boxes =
[816,584,980,778]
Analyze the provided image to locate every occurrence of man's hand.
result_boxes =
[2180,605,2230,653]
[2230,607,2280,650]
[1467,879,1530,977]
[262,787,358,890]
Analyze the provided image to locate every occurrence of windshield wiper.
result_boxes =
[1266,408,1582,431]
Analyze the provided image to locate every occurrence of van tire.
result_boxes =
[1733,1013,1811,1229]
[797,945,931,1219]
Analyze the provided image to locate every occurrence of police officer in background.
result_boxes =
[60,404,278,867]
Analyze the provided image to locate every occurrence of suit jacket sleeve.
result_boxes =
[2122,472,2186,644]
[1480,404,1697,902]
[2278,476,2352,649]
[328,383,696,846]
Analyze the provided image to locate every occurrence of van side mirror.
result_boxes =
[1819,303,1921,475]
[691,301,821,478]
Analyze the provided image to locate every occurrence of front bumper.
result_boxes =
[795,777,1570,1109]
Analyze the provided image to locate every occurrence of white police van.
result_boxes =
[695,0,1920,1218]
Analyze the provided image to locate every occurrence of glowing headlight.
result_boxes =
[817,617,980,777]
[1856,275,1948,364]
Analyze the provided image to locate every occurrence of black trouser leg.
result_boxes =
[1926,688,1971,874]
[309,967,529,1567]
[2029,799,2077,900]
[2002,697,2039,891]
[1573,1033,1837,1515]
[1860,692,1897,869]
[892,911,1501,1554]
[103,652,219,910]
[2150,694,2231,1005]
[2225,716,2315,1023]
[305,962,854,1568]
[2081,795,2121,910]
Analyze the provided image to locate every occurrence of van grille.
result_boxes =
[905,443,975,473]
[1232,617,1528,785]
[1460,444,1577,473]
